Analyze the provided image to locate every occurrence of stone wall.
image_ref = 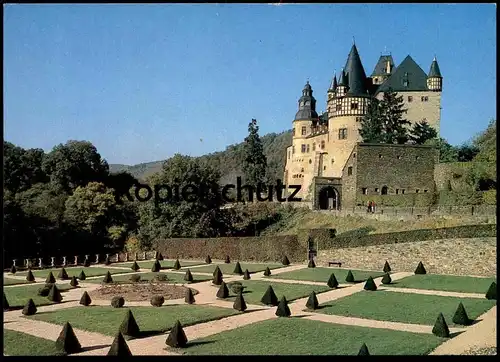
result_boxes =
[316,237,496,277]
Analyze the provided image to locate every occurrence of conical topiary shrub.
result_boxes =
[103,271,113,283]
[151,260,161,272]
[233,262,243,275]
[263,267,271,277]
[78,270,86,281]
[26,269,35,282]
[205,255,212,264]
[185,288,195,304]
[308,258,316,268]
[107,332,132,356]
[305,291,319,310]
[156,252,164,261]
[432,313,450,338]
[58,268,69,280]
[233,292,247,312]
[275,296,291,317]
[383,261,391,273]
[48,284,63,303]
[131,261,140,272]
[150,295,165,307]
[212,265,220,277]
[55,322,82,355]
[212,267,223,286]
[327,273,339,288]
[22,298,37,315]
[38,285,52,297]
[224,255,230,264]
[414,261,427,275]
[485,282,497,300]
[184,269,193,282]
[363,276,377,291]
[345,270,355,283]
[10,265,16,274]
[173,259,181,270]
[381,273,392,284]
[282,255,290,266]
[70,276,79,288]
[46,271,56,284]
[452,302,471,326]
[80,291,92,306]
[165,320,188,348]
[4,292,10,311]
[261,285,279,306]
[358,343,370,356]
[216,282,229,299]
[119,309,141,337]
[243,269,251,280]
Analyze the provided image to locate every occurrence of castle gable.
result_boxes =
[376,55,429,93]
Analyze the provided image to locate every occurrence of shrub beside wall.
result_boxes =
[357,193,435,207]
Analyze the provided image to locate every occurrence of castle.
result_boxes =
[283,43,443,210]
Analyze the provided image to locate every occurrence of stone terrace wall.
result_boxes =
[317,237,497,277]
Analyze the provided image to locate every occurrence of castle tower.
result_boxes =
[427,56,443,91]
[371,54,394,85]
[327,73,337,105]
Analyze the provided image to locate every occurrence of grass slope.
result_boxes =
[386,275,497,294]
[4,283,72,308]
[3,278,30,286]
[3,330,65,356]
[271,267,384,283]
[84,272,211,284]
[183,263,283,275]
[113,260,204,269]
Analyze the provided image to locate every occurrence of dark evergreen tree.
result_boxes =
[345,270,355,283]
[225,255,231,264]
[383,261,391,273]
[243,269,251,280]
[381,273,392,285]
[485,282,497,300]
[260,285,279,306]
[70,276,79,288]
[380,88,411,144]
[57,268,69,280]
[46,271,56,284]
[414,261,427,275]
[205,255,212,264]
[173,259,181,270]
[78,270,86,280]
[263,267,271,276]
[26,269,35,282]
[358,343,370,356]
[79,291,92,306]
[151,260,161,272]
[282,255,290,266]
[4,292,10,311]
[185,288,195,304]
[275,296,291,317]
[119,309,141,337]
[102,271,114,283]
[212,267,223,285]
[55,322,82,355]
[184,269,193,283]
[131,261,140,271]
[409,121,438,145]
[305,291,319,310]
[10,265,16,274]
[363,276,377,291]
[308,258,316,268]
[452,302,471,326]
[327,273,339,288]
[432,313,450,338]
[233,291,247,312]
[242,119,267,192]
[22,298,37,315]
[165,320,188,348]
[107,332,132,356]
[48,284,63,302]
[359,97,385,143]
[216,282,229,299]
[233,261,243,275]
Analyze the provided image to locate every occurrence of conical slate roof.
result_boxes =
[428,57,442,77]
[377,55,429,92]
[343,44,369,97]
[329,73,338,91]
[338,69,348,87]
[294,81,319,121]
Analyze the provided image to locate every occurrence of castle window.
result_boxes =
[309,159,312,164]
[401,189,405,194]
[331,158,334,163]
[396,189,400,194]
[353,153,356,158]
[301,144,306,153]
[306,144,310,153]
[301,126,306,135]
[321,140,325,149]
[338,128,347,140]
[362,187,367,195]
[347,167,353,176]
[408,96,413,102]
[381,186,388,195]
[356,117,363,122]
[351,102,358,110]
[397,155,401,159]
[379,154,383,158]
[403,80,408,87]
[423,189,428,193]
[323,166,326,170]
[305,101,310,106]
[416,156,420,160]
[301,168,304,172]
[416,189,420,193]
[292,146,295,154]
[312,143,316,151]
[336,104,341,111]
[421,96,429,102]
[375,188,379,193]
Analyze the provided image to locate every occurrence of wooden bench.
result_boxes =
[328,261,342,267]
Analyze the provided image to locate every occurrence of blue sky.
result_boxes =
[4,4,496,165]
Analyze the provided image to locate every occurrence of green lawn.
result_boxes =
[29,305,239,337]
[221,280,331,305]
[84,272,211,284]
[271,267,385,283]
[182,318,446,355]
[316,290,496,326]
[113,260,204,270]
[3,330,65,356]
[4,283,72,308]
[16,267,134,279]
[183,263,283,275]
[3,278,30,286]
[385,275,497,294]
